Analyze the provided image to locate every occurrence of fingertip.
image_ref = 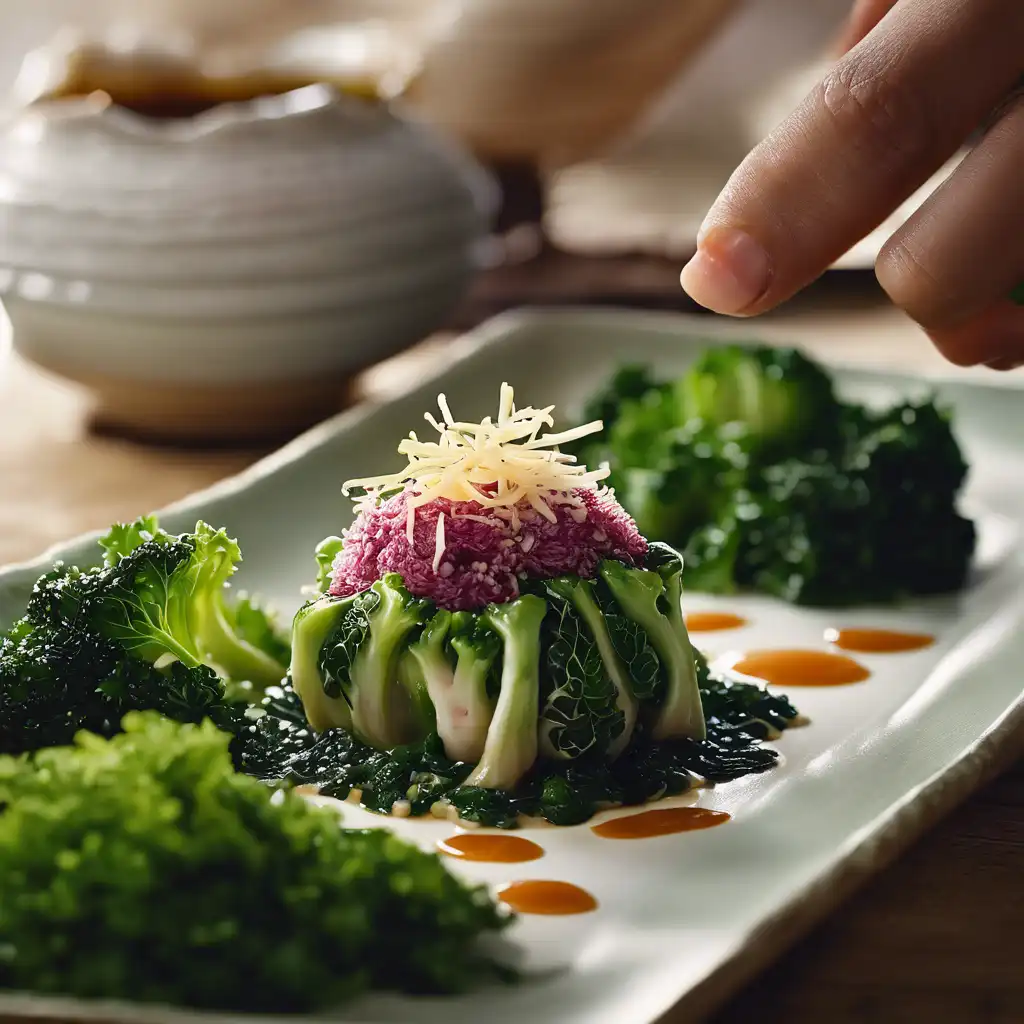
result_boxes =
[924,302,1024,367]
[680,228,771,316]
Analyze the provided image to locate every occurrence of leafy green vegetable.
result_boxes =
[466,595,546,790]
[219,592,291,677]
[314,535,345,592]
[411,610,499,764]
[599,547,705,741]
[0,518,289,756]
[547,576,639,758]
[275,648,796,829]
[578,345,976,605]
[616,421,750,548]
[289,594,353,732]
[604,611,662,704]
[685,401,977,605]
[580,363,662,436]
[316,574,430,750]
[0,712,509,1013]
[538,585,624,761]
[677,344,840,456]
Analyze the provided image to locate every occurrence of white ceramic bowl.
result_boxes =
[0,82,497,439]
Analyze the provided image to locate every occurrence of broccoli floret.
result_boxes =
[677,344,840,456]
[465,595,546,790]
[599,545,705,741]
[182,523,290,696]
[94,516,288,694]
[0,517,289,756]
[0,712,509,1013]
[578,348,975,607]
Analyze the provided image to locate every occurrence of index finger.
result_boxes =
[680,0,1024,317]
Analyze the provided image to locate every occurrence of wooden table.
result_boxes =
[1,272,1021,1023]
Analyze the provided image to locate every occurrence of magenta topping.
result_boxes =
[330,488,648,611]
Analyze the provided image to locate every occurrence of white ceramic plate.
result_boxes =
[2,309,1024,1024]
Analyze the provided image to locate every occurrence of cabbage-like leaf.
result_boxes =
[319,587,380,701]
[538,596,624,761]
[604,612,661,704]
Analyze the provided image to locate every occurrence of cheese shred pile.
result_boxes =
[342,383,609,545]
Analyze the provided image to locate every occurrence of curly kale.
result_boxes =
[580,345,976,605]
[0,517,289,755]
[262,646,797,829]
[0,713,509,1014]
[685,400,977,604]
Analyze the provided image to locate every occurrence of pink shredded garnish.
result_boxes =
[330,486,648,611]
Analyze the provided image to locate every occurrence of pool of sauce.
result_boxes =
[825,627,934,654]
[39,58,379,120]
[731,649,870,687]
[592,806,731,839]
[437,833,544,863]
[496,880,597,916]
[684,611,748,633]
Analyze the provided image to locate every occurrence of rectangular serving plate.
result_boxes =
[2,309,1023,1024]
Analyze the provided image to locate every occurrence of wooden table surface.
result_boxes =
[1,269,1022,1023]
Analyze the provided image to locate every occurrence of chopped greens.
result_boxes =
[0,712,508,1014]
[238,649,797,830]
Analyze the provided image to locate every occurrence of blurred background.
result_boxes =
[0,0,881,327]
[0,0,956,556]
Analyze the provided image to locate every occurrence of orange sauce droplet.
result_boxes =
[824,627,934,654]
[591,806,731,839]
[732,649,870,687]
[684,611,748,632]
[437,833,544,863]
[497,880,597,916]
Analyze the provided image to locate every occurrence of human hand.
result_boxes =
[680,0,1024,370]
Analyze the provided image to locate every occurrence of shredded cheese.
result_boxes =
[432,512,446,574]
[342,383,609,541]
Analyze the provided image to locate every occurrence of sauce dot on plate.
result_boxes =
[592,806,731,840]
[496,880,597,916]
[825,627,934,654]
[731,649,870,687]
[437,833,544,863]
[685,611,748,633]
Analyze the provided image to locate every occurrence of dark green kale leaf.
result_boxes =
[0,518,290,757]
[604,612,662,703]
[317,586,381,700]
[685,399,976,605]
[267,652,798,830]
[538,594,625,760]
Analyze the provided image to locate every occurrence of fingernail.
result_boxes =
[680,228,771,315]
